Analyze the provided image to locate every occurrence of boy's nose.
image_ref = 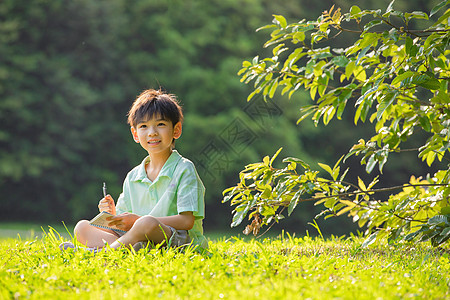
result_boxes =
[148,127,158,135]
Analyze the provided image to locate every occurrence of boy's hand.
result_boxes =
[98,195,116,215]
[107,213,139,232]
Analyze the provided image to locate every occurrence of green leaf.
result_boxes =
[419,115,432,132]
[420,230,440,242]
[377,92,396,120]
[378,152,388,173]
[426,150,437,166]
[435,229,450,245]
[242,61,252,68]
[358,177,367,191]
[297,105,317,124]
[324,198,337,209]
[336,98,347,120]
[260,205,276,217]
[366,155,377,173]
[386,0,395,13]
[362,232,378,247]
[357,46,371,64]
[439,227,450,237]
[336,200,356,216]
[430,0,450,17]
[288,192,301,216]
[273,15,287,28]
[284,48,305,70]
[353,65,367,82]
[411,74,441,90]
[318,163,333,177]
[359,32,378,50]
[391,71,414,85]
[287,200,297,216]
[332,56,349,68]
[272,43,286,56]
[405,36,413,55]
[317,75,329,97]
[310,84,317,100]
[418,78,441,90]
[345,61,355,80]
[282,157,310,169]
[441,206,450,214]
[405,11,429,21]
[337,88,353,118]
[270,147,283,166]
[231,208,247,227]
[261,185,272,198]
[350,5,361,16]
[434,8,450,26]
[363,20,383,31]
[428,215,448,226]
[268,79,278,98]
[322,106,336,125]
[360,98,373,122]
[293,31,306,42]
[313,61,327,76]
[256,24,278,32]
[404,229,423,241]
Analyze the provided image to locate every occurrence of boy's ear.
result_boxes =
[130,127,139,143]
[173,122,182,140]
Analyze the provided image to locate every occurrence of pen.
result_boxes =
[103,182,107,198]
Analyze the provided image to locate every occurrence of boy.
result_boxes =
[62,89,207,251]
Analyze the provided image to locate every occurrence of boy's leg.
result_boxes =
[74,220,120,248]
[133,227,191,251]
[109,215,172,249]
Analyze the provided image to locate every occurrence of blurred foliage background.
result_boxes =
[0,0,442,236]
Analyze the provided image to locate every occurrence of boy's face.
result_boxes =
[131,115,182,156]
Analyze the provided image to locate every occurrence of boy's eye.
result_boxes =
[158,122,166,126]
[139,124,147,128]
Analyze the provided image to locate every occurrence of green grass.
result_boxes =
[0,223,72,240]
[0,222,281,241]
[1,228,449,299]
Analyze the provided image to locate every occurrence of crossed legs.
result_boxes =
[74,215,173,249]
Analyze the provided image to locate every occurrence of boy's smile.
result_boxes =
[148,139,161,146]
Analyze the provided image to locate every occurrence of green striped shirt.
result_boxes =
[116,150,207,249]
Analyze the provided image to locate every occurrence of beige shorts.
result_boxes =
[132,225,191,251]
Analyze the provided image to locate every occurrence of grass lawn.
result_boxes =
[0,226,449,299]
[0,223,73,240]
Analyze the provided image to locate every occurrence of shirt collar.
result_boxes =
[131,150,182,182]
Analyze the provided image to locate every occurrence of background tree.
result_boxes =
[0,0,130,220]
[0,0,314,230]
[225,0,450,246]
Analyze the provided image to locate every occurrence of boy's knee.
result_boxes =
[134,215,159,229]
[132,215,161,235]
[74,220,90,237]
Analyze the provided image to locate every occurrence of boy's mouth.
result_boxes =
[148,140,161,145]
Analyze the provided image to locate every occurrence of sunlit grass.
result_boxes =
[1,228,449,299]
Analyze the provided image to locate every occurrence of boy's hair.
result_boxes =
[127,89,183,128]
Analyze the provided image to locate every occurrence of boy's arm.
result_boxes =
[98,195,116,215]
[155,211,195,231]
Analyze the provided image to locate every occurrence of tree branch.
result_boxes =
[296,183,449,204]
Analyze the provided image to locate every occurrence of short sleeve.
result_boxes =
[175,162,205,219]
[115,193,127,215]
[115,173,132,215]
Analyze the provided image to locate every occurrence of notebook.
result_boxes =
[89,211,127,234]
